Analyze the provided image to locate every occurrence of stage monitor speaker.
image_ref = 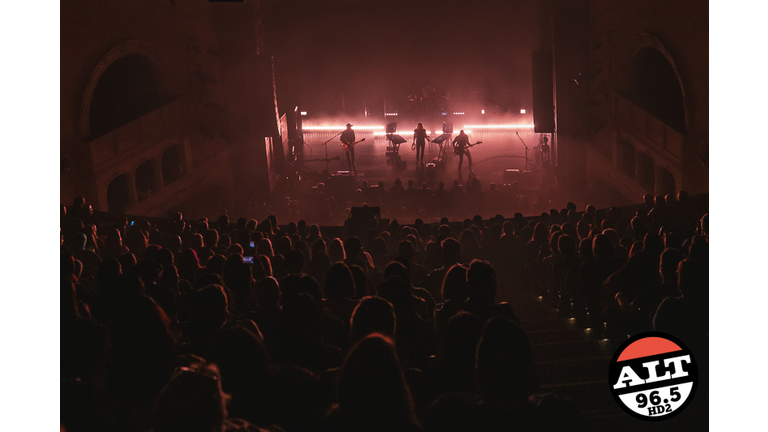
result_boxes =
[503,168,521,183]
[503,169,533,188]
[532,50,555,133]
[327,171,354,192]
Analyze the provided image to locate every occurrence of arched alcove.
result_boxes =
[628,47,685,132]
[658,167,676,197]
[89,54,164,138]
[636,152,656,193]
[135,159,159,201]
[161,144,186,186]
[107,174,133,213]
[616,138,635,178]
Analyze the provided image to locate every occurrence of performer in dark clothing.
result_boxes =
[340,123,356,172]
[412,122,431,165]
[539,135,551,165]
[452,130,473,173]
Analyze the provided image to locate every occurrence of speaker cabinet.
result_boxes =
[532,50,555,133]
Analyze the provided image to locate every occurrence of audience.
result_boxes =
[59,190,708,432]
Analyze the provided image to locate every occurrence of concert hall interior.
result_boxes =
[58,1,710,431]
[60,0,708,222]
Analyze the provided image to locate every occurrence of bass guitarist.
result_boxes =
[340,123,356,172]
[452,129,474,173]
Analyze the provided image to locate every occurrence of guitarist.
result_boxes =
[452,129,474,173]
[340,123,356,172]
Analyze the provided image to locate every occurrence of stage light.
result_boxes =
[462,124,535,130]
[385,112,398,116]
[302,125,385,132]
[481,109,485,114]
[302,123,535,133]
[520,109,526,114]
[300,111,307,116]
[453,112,465,115]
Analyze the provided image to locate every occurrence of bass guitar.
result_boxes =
[454,140,482,155]
[342,138,366,151]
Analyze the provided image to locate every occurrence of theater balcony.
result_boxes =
[88,97,232,217]
[585,92,696,207]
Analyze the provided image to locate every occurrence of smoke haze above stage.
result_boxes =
[264,0,544,116]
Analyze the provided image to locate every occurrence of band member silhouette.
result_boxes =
[412,122,431,165]
[452,129,473,173]
[539,134,551,165]
[340,123,356,172]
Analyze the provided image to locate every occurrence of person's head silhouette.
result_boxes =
[336,333,418,430]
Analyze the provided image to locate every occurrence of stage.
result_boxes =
[298,129,555,194]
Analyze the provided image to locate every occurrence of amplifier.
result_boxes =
[503,169,521,182]
[503,169,532,187]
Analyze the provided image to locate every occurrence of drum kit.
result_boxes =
[384,121,461,170]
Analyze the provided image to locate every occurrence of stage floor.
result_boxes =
[299,130,553,191]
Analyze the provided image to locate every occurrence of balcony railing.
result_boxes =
[614,92,683,162]
[89,97,185,172]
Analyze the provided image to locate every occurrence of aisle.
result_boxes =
[511,294,706,431]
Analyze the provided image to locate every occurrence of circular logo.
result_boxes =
[608,332,698,420]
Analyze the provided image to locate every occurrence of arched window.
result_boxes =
[628,48,685,132]
[636,152,656,193]
[616,138,635,178]
[135,159,159,201]
[162,145,186,186]
[89,54,164,138]
[107,174,133,213]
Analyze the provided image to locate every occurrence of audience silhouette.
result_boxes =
[60,190,708,431]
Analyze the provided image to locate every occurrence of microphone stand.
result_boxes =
[322,131,343,173]
[515,132,530,172]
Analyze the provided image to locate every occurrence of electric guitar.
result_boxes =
[342,138,366,151]
[454,140,482,155]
